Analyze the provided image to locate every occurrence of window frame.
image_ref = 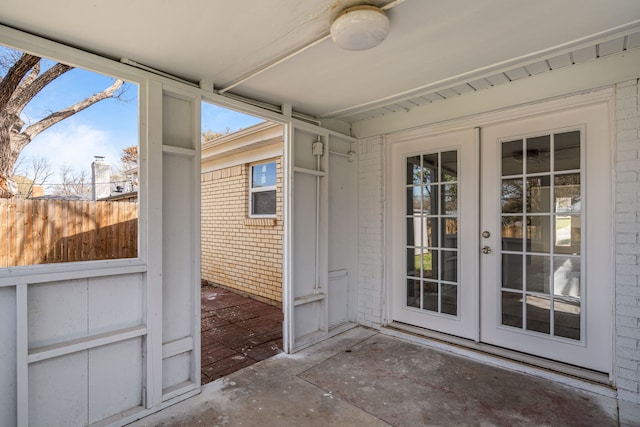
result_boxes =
[249,160,277,218]
[0,38,144,276]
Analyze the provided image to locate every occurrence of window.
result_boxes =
[250,161,277,217]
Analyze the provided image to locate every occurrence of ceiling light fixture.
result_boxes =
[330,5,390,51]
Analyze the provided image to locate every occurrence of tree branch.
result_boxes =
[8,62,73,113]
[23,78,124,140]
[0,53,40,111]
[9,60,41,110]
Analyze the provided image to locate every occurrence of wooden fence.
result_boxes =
[0,199,138,267]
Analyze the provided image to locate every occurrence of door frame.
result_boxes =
[384,88,616,378]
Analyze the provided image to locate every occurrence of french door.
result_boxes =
[390,100,612,372]
[390,128,479,340]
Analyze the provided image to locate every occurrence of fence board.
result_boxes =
[0,199,138,267]
[0,201,6,266]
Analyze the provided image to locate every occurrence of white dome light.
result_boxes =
[330,5,390,51]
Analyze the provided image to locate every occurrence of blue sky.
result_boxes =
[8,47,263,191]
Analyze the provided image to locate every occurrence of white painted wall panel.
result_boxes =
[29,352,88,426]
[162,153,195,343]
[88,338,143,423]
[328,140,357,271]
[162,352,192,390]
[292,172,318,298]
[294,131,318,170]
[163,94,194,149]
[328,272,348,327]
[294,303,322,339]
[28,279,88,348]
[0,287,16,426]
[88,274,143,335]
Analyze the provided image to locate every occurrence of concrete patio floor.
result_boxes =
[130,327,631,426]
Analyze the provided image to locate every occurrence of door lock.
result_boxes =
[481,246,492,254]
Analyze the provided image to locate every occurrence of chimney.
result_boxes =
[91,156,111,200]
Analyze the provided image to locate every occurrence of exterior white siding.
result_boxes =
[615,79,640,406]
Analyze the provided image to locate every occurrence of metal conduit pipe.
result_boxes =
[314,135,322,292]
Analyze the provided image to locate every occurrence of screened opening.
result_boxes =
[200,101,284,384]
[0,45,139,267]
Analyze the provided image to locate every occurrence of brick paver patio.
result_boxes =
[200,285,283,384]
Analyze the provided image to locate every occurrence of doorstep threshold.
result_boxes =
[382,322,615,398]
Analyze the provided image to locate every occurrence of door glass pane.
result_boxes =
[423,185,438,214]
[502,291,523,328]
[442,250,457,282]
[554,215,580,255]
[416,249,438,278]
[554,297,581,340]
[526,255,551,294]
[406,218,418,247]
[407,279,420,308]
[526,135,551,174]
[442,218,457,248]
[526,294,551,334]
[502,139,523,176]
[407,187,421,215]
[404,149,459,317]
[502,179,524,213]
[422,250,437,279]
[441,284,457,316]
[502,254,523,290]
[555,174,580,212]
[441,150,458,181]
[553,257,580,297]
[502,216,523,251]
[407,248,419,277]
[554,131,580,171]
[423,282,438,311]
[527,176,551,213]
[407,156,423,184]
[442,184,457,214]
[527,216,550,253]
[424,218,437,247]
[423,153,439,183]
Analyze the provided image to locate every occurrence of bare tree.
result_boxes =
[12,155,53,198]
[0,49,124,198]
[56,164,91,198]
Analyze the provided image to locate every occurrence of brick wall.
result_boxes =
[201,158,283,305]
[357,136,385,328]
[615,79,640,405]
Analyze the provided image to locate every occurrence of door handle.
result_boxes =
[481,246,492,254]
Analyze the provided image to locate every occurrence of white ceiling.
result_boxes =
[1,0,639,122]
